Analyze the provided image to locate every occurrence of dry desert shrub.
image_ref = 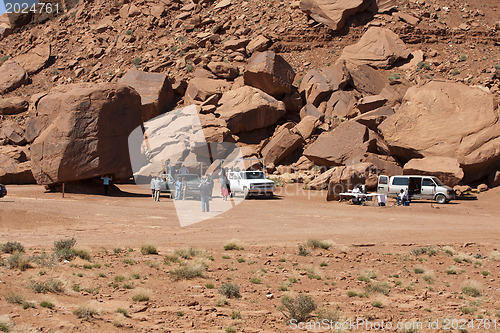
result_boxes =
[7,253,31,271]
[453,253,473,263]
[442,245,455,256]
[223,239,245,251]
[488,250,500,261]
[1,241,24,254]
[131,289,151,302]
[218,283,241,299]
[461,280,482,297]
[169,263,205,280]
[364,282,391,296]
[174,247,200,259]
[280,293,317,323]
[317,306,341,323]
[29,278,64,294]
[140,244,158,255]
[73,304,99,320]
[4,293,24,305]
[357,269,377,282]
[306,239,335,250]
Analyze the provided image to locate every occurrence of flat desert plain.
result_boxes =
[0,185,499,332]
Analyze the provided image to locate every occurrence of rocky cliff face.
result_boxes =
[0,0,499,191]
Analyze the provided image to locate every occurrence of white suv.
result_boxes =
[228,171,275,198]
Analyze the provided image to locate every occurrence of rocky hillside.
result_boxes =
[0,0,499,194]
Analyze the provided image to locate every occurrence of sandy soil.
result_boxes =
[0,185,499,332]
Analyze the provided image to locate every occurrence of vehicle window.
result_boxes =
[422,178,435,187]
[379,176,388,185]
[181,174,199,181]
[432,177,444,186]
[392,177,409,186]
[243,171,265,180]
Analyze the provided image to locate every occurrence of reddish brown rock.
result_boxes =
[299,61,351,106]
[0,96,29,115]
[184,77,231,105]
[261,128,304,167]
[246,35,271,54]
[0,146,35,184]
[244,51,296,99]
[294,116,320,140]
[207,62,239,80]
[325,91,357,119]
[347,64,387,95]
[0,61,28,95]
[283,90,304,113]
[326,163,379,200]
[300,104,324,120]
[357,95,387,113]
[118,69,174,121]
[223,37,250,51]
[217,86,286,133]
[13,43,51,75]
[363,153,402,176]
[353,106,394,131]
[403,157,464,187]
[380,81,500,182]
[304,121,375,167]
[1,119,26,145]
[340,27,410,69]
[30,83,142,185]
[299,0,365,31]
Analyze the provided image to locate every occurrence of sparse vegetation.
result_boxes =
[132,290,151,302]
[132,57,142,67]
[372,301,383,308]
[459,54,467,62]
[169,264,205,280]
[141,245,158,255]
[73,305,99,320]
[317,306,340,323]
[4,292,24,304]
[365,282,391,296]
[40,301,55,309]
[250,277,261,284]
[298,244,310,256]
[417,61,431,70]
[306,239,334,250]
[218,283,241,299]
[462,281,482,297]
[1,241,25,254]
[29,278,64,294]
[117,308,130,317]
[357,270,377,282]
[223,239,244,251]
[280,294,317,323]
[388,73,401,81]
[445,265,458,275]
[411,246,437,256]
[7,252,31,271]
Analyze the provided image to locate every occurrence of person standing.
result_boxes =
[154,177,162,202]
[181,176,187,200]
[101,175,112,195]
[199,177,211,212]
[150,176,155,198]
[174,177,182,200]
[221,168,230,201]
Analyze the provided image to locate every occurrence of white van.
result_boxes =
[377,175,455,204]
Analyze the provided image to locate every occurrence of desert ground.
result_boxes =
[0,185,499,332]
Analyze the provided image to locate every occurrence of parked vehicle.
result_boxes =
[175,174,202,199]
[0,184,6,198]
[227,170,275,198]
[377,175,455,204]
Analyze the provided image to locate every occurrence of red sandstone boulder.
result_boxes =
[184,77,231,105]
[0,61,28,95]
[299,61,350,106]
[0,97,29,115]
[217,86,286,133]
[403,157,464,187]
[243,51,296,99]
[13,43,51,75]
[261,127,304,167]
[380,81,500,182]
[30,83,143,185]
[0,146,35,184]
[340,28,410,69]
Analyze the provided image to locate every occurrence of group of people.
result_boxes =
[397,189,410,206]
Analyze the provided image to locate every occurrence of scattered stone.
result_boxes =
[0,61,28,95]
[0,97,29,115]
[184,78,231,105]
[299,0,366,31]
[207,62,239,80]
[356,95,387,113]
[246,35,271,54]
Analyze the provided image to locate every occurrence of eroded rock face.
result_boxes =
[243,51,296,99]
[184,77,231,105]
[403,157,464,187]
[325,162,379,200]
[304,121,376,167]
[340,27,410,69]
[118,69,174,121]
[0,146,35,184]
[380,81,500,182]
[0,61,28,95]
[30,83,142,185]
[217,86,286,133]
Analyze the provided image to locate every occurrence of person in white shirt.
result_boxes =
[154,177,162,202]
[352,185,363,205]
[150,177,155,198]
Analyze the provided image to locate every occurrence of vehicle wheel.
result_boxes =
[243,187,249,198]
[435,194,447,204]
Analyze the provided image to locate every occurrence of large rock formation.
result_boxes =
[340,27,410,69]
[304,121,377,166]
[323,162,379,200]
[0,61,28,95]
[0,146,35,184]
[380,81,500,182]
[217,86,286,133]
[118,69,174,121]
[403,157,464,186]
[30,83,142,185]
[243,51,296,99]
[184,77,231,105]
